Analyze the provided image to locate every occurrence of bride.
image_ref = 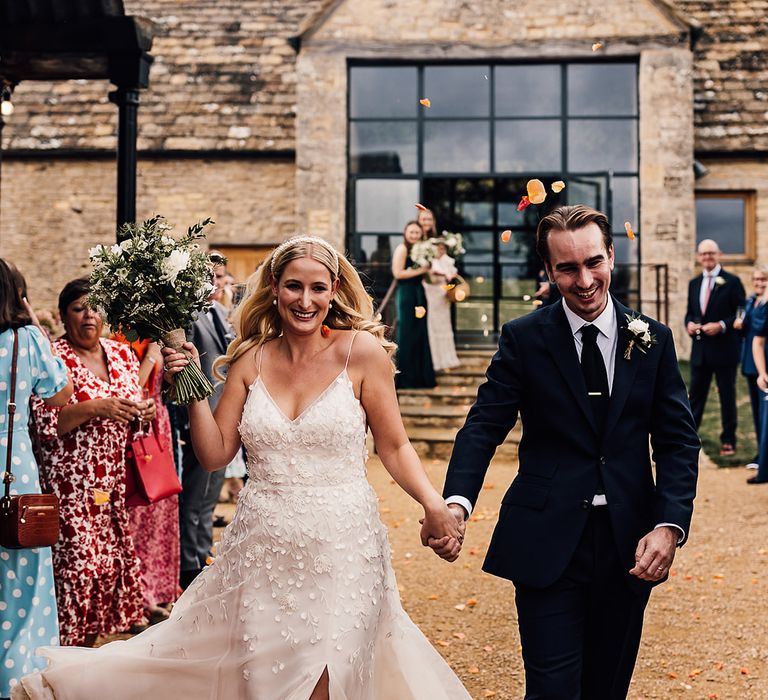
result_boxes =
[14,236,470,700]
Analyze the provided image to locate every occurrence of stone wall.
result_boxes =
[639,49,697,354]
[0,157,296,311]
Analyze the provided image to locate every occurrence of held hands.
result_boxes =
[420,502,466,563]
[700,322,722,336]
[629,526,678,582]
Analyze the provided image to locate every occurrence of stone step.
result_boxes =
[408,426,519,461]
[455,350,495,370]
[398,385,478,406]
[435,367,486,386]
[400,403,470,429]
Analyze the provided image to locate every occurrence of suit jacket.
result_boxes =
[685,269,746,368]
[188,301,234,411]
[739,294,764,376]
[444,297,700,593]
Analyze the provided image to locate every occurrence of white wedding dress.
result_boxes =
[14,337,471,700]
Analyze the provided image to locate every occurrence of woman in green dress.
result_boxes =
[392,221,436,389]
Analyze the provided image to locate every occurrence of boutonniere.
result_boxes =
[623,313,657,360]
[714,276,726,287]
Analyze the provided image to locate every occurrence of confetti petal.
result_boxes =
[468,666,480,674]
[419,98,431,108]
[624,221,635,240]
[92,488,110,505]
[517,196,531,212]
[454,289,467,302]
[526,179,547,205]
[501,229,512,243]
[592,41,603,51]
[551,180,566,193]
[414,306,426,319]
[415,203,428,211]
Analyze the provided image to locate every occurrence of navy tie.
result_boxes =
[580,324,609,432]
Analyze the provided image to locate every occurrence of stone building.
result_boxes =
[0,0,765,351]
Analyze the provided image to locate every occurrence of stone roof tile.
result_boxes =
[2,1,767,154]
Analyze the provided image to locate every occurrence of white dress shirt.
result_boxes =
[699,264,721,315]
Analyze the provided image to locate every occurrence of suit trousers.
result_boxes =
[514,507,650,700]
[688,362,738,446]
[178,430,226,585]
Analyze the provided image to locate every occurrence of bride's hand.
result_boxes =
[419,502,465,562]
[161,341,201,380]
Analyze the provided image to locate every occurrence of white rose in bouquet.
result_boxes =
[89,215,224,404]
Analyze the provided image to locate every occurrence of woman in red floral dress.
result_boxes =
[114,335,181,623]
[31,278,155,646]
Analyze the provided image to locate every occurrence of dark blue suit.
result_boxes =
[444,297,699,699]
[685,269,746,446]
[740,295,765,443]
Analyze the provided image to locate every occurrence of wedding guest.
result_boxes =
[685,239,745,456]
[749,290,768,484]
[423,240,461,371]
[177,263,233,588]
[113,334,180,622]
[13,235,469,700]
[0,260,72,700]
[734,265,768,468]
[392,221,436,389]
[417,206,439,239]
[31,277,155,646]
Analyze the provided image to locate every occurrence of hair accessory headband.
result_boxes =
[270,235,340,276]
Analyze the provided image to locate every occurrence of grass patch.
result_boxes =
[678,360,757,468]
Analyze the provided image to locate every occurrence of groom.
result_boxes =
[427,205,699,699]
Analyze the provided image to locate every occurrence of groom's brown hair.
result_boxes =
[536,205,613,265]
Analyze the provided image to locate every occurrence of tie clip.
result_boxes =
[588,392,602,396]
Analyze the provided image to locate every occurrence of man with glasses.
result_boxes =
[685,239,746,456]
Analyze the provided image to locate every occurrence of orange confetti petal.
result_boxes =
[454,289,467,302]
[708,694,718,699]
[419,98,431,108]
[551,180,566,193]
[414,306,426,319]
[483,645,493,652]
[484,692,497,698]
[532,299,543,307]
[517,195,531,212]
[468,666,480,674]
[415,202,428,211]
[501,229,512,243]
[436,640,450,647]
[740,666,749,675]
[466,598,478,607]
[592,42,603,51]
[624,221,635,240]
[428,594,439,600]
[688,669,702,678]
[667,672,678,679]
[526,179,547,205]
[452,632,466,640]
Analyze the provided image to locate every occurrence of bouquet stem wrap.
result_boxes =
[161,328,214,404]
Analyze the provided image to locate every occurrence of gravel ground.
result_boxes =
[367,453,768,700]
[103,451,766,699]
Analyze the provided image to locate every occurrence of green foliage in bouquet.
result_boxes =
[88,215,225,404]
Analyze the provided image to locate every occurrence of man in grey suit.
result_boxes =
[178,263,234,589]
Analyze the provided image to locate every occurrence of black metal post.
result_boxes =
[109,86,139,240]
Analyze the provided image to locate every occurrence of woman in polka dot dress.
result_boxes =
[0,259,72,700]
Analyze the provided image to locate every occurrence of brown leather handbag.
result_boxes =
[0,328,61,549]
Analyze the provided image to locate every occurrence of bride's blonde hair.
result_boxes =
[214,236,395,380]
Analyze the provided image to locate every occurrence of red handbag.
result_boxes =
[125,421,182,507]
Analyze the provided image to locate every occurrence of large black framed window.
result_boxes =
[348,61,640,342]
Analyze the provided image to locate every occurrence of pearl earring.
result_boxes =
[329,302,333,309]
[272,299,277,306]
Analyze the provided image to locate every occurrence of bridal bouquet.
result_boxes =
[88,215,224,404]
[410,240,436,268]
[439,231,465,259]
